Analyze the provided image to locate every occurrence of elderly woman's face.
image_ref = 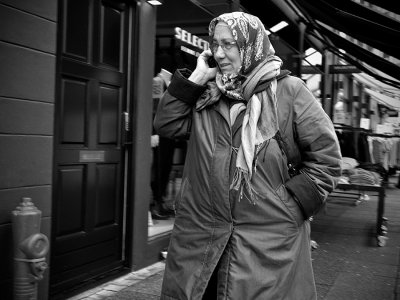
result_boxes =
[211,22,241,74]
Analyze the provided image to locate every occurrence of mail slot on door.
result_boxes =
[79,150,105,163]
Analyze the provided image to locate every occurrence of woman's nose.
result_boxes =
[213,46,225,59]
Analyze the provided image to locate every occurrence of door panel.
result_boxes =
[56,166,85,235]
[60,78,88,144]
[64,0,90,60]
[52,0,130,293]
[100,5,122,69]
[99,85,121,144]
[95,163,120,226]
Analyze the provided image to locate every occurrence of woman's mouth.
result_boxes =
[219,63,231,70]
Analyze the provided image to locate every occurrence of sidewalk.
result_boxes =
[66,262,165,300]
[68,176,400,300]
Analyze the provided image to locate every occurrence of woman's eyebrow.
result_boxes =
[212,38,235,42]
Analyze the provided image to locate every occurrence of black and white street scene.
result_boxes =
[1,1,400,299]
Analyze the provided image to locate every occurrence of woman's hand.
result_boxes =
[188,50,218,85]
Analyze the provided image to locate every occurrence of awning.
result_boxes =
[294,0,400,60]
[353,73,399,98]
[360,0,400,16]
[240,0,400,89]
[309,24,400,86]
[365,88,400,111]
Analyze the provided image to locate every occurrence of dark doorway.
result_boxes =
[51,0,132,294]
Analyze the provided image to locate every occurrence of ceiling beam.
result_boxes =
[269,0,327,52]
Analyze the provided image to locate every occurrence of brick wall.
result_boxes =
[0,1,57,299]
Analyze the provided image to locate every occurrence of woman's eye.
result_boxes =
[223,42,235,49]
[223,42,231,48]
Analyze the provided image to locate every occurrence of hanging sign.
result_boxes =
[329,65,360,74]
[301,64,360,74]
[174,27,209,51]
[301,65,322,74]
[175,27,209,57]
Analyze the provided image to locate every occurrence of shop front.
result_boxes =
[146,0,214,265]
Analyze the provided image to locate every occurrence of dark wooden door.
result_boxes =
[51,0,131,293]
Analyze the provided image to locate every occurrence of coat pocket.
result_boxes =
[275,183,304,228]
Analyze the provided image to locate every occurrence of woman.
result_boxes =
[154,12,342,300]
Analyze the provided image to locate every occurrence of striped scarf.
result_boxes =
[231,59,281,203]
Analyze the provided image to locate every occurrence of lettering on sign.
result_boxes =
[174,27,209,53]
[180,46,201,57]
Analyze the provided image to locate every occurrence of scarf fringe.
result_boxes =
[230,167,259,205]
[253,141,265,174]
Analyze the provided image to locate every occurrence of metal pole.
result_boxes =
[321,51,327,110]
[297,21,306,78]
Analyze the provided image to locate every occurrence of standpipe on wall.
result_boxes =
[11,197,49,300]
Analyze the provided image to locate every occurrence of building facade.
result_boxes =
[0,0,158,298]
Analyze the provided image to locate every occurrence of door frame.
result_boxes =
[125,1,161,271]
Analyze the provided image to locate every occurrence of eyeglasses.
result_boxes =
[210,41,237,53]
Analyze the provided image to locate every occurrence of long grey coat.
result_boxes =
[154,69,342,300]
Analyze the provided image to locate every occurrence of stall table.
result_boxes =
[328,182,387,246]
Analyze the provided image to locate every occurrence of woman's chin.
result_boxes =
[220,67,234,74]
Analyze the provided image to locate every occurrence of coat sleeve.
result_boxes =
[284,79,342,219]
[153,69,207,139]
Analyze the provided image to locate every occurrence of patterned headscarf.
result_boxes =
[197,12,283,203]
[210,12,275,75]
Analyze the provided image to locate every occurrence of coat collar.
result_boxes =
[212,97,245,140]
[212,96,231,126]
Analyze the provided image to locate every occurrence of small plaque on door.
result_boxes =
[79,150,105,162]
